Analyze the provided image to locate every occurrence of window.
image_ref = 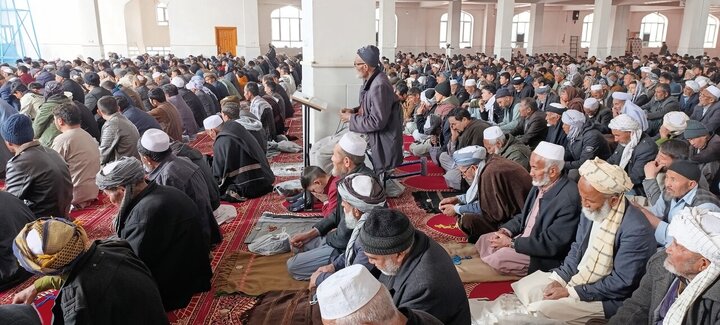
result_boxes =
[705,14,719,48]
[0,25,13,44]
[639,12,667,48]
[146,47,171,55]
[271,6,302,48]
[581,14,593,48]
[375,8,398,48]
[156,3,168,26]
[128,46,140,56]
[439,11,473,49]
[512,11,530,49]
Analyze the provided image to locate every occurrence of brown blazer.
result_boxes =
[149,101,184,141]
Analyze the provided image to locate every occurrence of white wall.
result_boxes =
[29,0,85,59]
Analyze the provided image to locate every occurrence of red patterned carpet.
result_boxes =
[0,109,512,324]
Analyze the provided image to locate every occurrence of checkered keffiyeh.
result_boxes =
[568,158,632,287]
[12,218,88,276]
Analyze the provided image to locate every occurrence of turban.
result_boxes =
[337,173,386,213]
[583,98,599,111]
[621,100,649,131]
[664,208,720,324]
[43,81,63,100]
[685,80,700,93]
[95,157,145,190]
[662,111,689,134]
[453,145,486,167]
[420,89,437,106]
[608,114,642,169]
[13,218,88,275]
[357,45,380,69]
[611,91,632,101]
[236,115,262,132]
[578,157,632,195]
[317,265,382,320]
[562,110,586,141]
[706,86,720,100]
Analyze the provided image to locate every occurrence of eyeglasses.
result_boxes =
[353,62,367,67]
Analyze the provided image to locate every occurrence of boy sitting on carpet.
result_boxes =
[300,166,337,217]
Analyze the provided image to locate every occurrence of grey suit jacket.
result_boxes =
[691,101,720,135]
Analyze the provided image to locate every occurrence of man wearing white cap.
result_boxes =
[450,79,469,104]
[583,97,612,134]
[506,158,655,324]
[679,80,700,116]
[137,128,222,246]
[474,141,581,277]
[607,114,658,195]
[656,111,690,145]
[640,83,680,136]
[590,84,612,110]
[611,91,649,131]
[483,125,531,170]
[288,132,378,280]
[609,208,720,324]
[461,79,481,109]
[316,264,442,324]
[438,145,531,243]
[690,85,720,136]
[203,114,275,202]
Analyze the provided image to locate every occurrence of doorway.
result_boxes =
[215,27,237,55]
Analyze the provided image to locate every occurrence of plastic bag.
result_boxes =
[248,228,291,256]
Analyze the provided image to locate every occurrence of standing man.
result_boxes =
[340,45,403,180]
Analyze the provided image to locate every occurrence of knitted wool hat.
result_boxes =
[1,113,33,145]
[668,160,701,182]
[359,208,415,255]
[435,81,451,97]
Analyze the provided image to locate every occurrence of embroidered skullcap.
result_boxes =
[336,173,386,213]
[483,126,504,141]
[533,141,564,161]
[140,128,170,152]
[95,156,145,190]
[608,114,640,131]
[203,114,223,130]
[317,265,383,319]
[338,132,367,157]
[13,218,88,276]
[583,98,599,110]
[662,111,689,133]
[578,157,632,195]
[453,145,486,167]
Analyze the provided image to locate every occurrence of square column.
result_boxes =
[677,0,711,56]
[493,0,514,60]
[78,0,104,58]
[447,0,461,49]
[378,0,396,59]
[301,0,374,143]
[606,5,630,57]
[527,3,544,55]
[588,0,612,58]
[237,0,261,59]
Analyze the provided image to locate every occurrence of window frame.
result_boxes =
[270,5,303,48]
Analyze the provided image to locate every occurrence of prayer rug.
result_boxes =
[395,158,444,175]
[442,242,521,284]
[468,281,515,300]
[215,251,308,297]
[244,213,323,244]
[426,213,466,238]
[189,132,214,156]
[412,190,463,214]
[270,162,304,177]
[245,289,322,325]
[402,175,451,191]
[34,289,57,325]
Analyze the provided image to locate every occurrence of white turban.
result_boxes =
[608,114,642,169]
[171,76,185,88]
[662,111,689,134]
[664,208,720,325]
[583,98,599,111]
[685,80,700,93]
[562,110,586,142]
[706,86,720,100]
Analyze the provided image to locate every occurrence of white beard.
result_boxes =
[344,209,358,229]
[532,174,550,187]
[582,201,612,223]
[379,260,400,276]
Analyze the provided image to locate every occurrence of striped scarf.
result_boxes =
[568,198,626,286]
[12,218,88,276]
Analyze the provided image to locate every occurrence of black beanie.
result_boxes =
[359,208,415,255]
[668,160,701,182]
[435,81,451,97]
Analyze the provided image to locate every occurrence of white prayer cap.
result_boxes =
[549,103,567,109]
[685,80,700,93]
[450,79,458,85]
[583,98,599,110]
[151,72,163,79]
[562,80,573,87]
[663,111,689,133]
[696,76,710,87]
[633,59,641,64]
[705,85,720,99]
[612,92,632,101]
[464,79,477,87]
[1,66,12,74]
[140,128,170,152]
[203,114,223,130]
[640,67,651,73]
[533,141,565,161]
[668,207,720,264]
[483,126,504,141]
[171,76,185,88]
[338,132,367,157]
[608,114,640,131]
[590,84,603,92]
[316,264,382,320]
